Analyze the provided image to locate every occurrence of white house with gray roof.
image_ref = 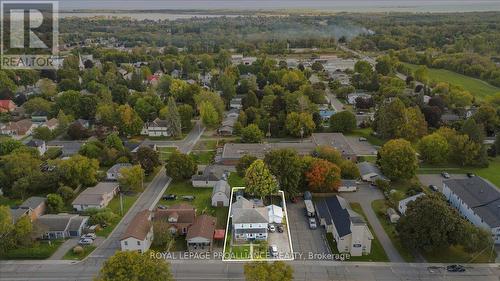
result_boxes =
[211,180,231,207]
[35,214,88,239]
[231,196,269,241]
[72,182,119,211]
[443,177,500,244]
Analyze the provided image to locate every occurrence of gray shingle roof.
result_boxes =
[315,196,367,238]
[231,196,268,224]
[444,177,500,227]
[20,196,46,209]
[212,180,231,199]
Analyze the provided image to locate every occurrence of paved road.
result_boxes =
[143,120,205,153]
[341,184,405,262]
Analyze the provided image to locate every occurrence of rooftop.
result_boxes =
[231,196,269,224]
[121,210,151,240]
[186,214,216,240]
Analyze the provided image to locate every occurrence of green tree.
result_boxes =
[329,111,357,133]
[264,149,303,197]
[244,261,293,281]
[199,101,220,128]
[52,155,99,188]
[244,159,278,198]
[339,160,360,179]
[33,126,53,141]
[241,124,264,143]
[118,165,145,192]
[152,221,173,250]
[0,139,23,156]
[136,146,160,175]
[314,145,343,165]
[47,193,64,213]
[165,151,197,180]
[95,251,173,281]
[236,155,258,177]
[285,112,315,138]
[178,104,194,131]
[117,104,144,136]
[23,97,52,114]
[419,133,449,164]
[164,97,182,137]
[379,139,418,180]
[104,133,124,151]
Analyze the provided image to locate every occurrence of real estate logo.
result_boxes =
[1,1,58,69]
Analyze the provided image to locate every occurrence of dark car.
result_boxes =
[428,185,439,192]
[163,194,177,200]
[304,191,312,201]
[277,225,284,233]
[446,265,465,272]
[467,173,476,178]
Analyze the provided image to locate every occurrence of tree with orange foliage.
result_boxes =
[305,159,341,192]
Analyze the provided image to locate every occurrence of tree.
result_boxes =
[0,205,14,242]
[329,111,357,133]
[339,160,360,179]
[38,78,57,98]
[23,97,52,114]
[164,97,182,137]
[67,122,89,140]
[244,160,278,198]
[152,221,173,250]
[244,262,293,281]
[13,215,33,247]
[285,112,315,138]
[314,145,343,165]
[199,101,220,128]
[461,118,484,144]
[305,159,341,192]
[495,134,500,156]
[397,195,464,252]
[104,133,124,151]
[53,155,99,188]
[47,193,64,213]
[397,107,428,141]
[165,151,197,180]
[236,155,257,177]
[95,251,173,281]
[118,165,145,192]
[419,133,449,164]
[0,139,23,156]
[414,65,429,84]
[33,126,53,141]
[178,104,194,131]
[379,139,418,180]
[116,105,144,136]
[136,146,160,175]
[241,124,264,143]
[264,149,303,197]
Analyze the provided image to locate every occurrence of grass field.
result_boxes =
[418,156,500,189]
[346,128,385,147]
[63,245,96,260]
[404,63,500,99]
[371,199,415,262]
[423,245,496,263]
[158,147,178,162]
[228,173,245,187]
[0,240,64,260]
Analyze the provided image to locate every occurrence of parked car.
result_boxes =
[78,238,93,245]
[81,233,96,240]
[181,195,195,201]
[441,172,450,179]
[269,245,279,258]
[308,218,317,229]
[446,265,465,272]
[157,204,167,209]
[428,185,439,192]
[467,173,476,178]
[163,194,177,200]
[277,225,284,233]
[268,224,276,233]
[358,137,367,142]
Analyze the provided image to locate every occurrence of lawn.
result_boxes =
[62,245,96,260]
[0,196,21,207]
[371,199,415,262]
[404,63,500,99]
[0,240,64,260]
[346,128,386,147]
[96,193,139,237]
[228,173,245,187]
[418,156,500,189]
[191,150,216,165]
[231,245,251,259]
[158,146,178,162]
[158,180,228,229]
[423,245,496,263]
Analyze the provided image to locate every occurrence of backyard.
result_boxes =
[96,193,139,237]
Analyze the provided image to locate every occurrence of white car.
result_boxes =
[78,238,93,245]
[269,245,278,258]
[81,233,96,240]
[268,225,276,232]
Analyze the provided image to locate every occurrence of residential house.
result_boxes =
[35,214,88,239]
[10,196,46,223]
[231,196,269,241]
[357,162,389,183]
[192,165,233,188]
[186,214,216,252]
[106,163,132,181]
[31,111,49,123]
[42,118,59,131]
[154,204,196,235]
[339,180,357,192]
[229,97,243,110]
[267,205,284,224]
[0,100,16,113]
[0,119,36,139]
[398,193,425,215]
[72,182,119,211]
[218,111,238,136]
[211,180,231,207]
[141,118,171,137]
[26,139,47,155]
[315,196,373,256]
[443,177,500,244]
[120,210,154,253]
[347,93,371,105]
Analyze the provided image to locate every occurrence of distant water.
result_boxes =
[58,0,500,14]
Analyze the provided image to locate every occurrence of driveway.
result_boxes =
[287,200,330,258]
[341,184,404,262]
[417,174,468,192]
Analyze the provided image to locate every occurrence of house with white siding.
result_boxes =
[443,177,500,244]
[120,210,153,253]
[231,196,269,242]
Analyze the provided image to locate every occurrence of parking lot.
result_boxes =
[417,173,468,192]
[345,136,378,156]
[287,199,330,258]
[267,225,292,259]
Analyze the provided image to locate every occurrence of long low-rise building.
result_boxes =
[219,133,357,165]
[72,182,119,211]
[443,177,500,244]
